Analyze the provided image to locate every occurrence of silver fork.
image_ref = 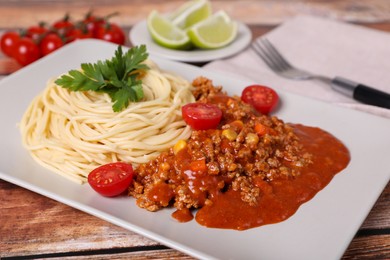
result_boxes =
[252,38,390,109]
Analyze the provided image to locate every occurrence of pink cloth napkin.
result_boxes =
[203,15,390,119]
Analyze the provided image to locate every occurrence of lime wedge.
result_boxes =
[170,0,212,30]
[147,10,192,50]
[187,11,238,49]
[168,0,202,21]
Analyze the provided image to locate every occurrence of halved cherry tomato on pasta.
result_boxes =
[88,162,134,197]
[241,85,279,115]
[182,103,222,130]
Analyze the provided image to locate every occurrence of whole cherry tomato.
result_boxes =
[40,33,64,56]
[52,14,74,36]
[241,85,279,115]
[26,22,48,42]
[0,31,20,57]
[182,103,222,130]
[95,23,125,45]
[67,26,93,42]
[88,162,135,197]
[82,13,104,37]
[13,37,41,66]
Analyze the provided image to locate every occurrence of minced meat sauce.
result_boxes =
[128,77,350,230]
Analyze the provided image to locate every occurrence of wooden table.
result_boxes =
[1,1,389,259]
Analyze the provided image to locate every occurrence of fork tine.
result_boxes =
[260,38,293,71]
[252,38,315,81]
[252,38,294,74]
[251,39,282,72]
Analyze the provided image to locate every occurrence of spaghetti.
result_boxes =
[20,60,195,184]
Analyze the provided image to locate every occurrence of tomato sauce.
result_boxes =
[195,124,350,230]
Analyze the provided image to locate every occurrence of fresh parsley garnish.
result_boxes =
[55,45,149,112]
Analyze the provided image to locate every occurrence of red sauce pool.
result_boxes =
[194,124,350,230]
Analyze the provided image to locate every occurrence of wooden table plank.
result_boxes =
[1,180,157,256]
[0,0,390,29]
[1,179,389,258]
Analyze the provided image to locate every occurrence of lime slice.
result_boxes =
[147,10,192,50]
[187,11,238,49]
[170,0,212,30]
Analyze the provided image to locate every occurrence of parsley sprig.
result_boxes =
[55,45,149,112]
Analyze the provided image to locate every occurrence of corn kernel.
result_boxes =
[227,98,235,107]
[222,129,237,141]
[246,133,259,145]
[160,162,170,171]
[173,139,187,155]
[230,120,244,131]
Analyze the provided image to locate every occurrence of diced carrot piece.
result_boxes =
[190,159,207,173]
[255,123,268,136]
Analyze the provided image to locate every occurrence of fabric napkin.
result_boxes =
[203,15,390,119]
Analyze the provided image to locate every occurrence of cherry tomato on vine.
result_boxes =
[1,31,20,57]
[2,12,126,67]
[182,103,222,130]
[241,85,279,115]
[82,13,104,37]
[52,14,74,36]
[95,23,125,45]
[88,162,135,197]
[26,23,48,41]
[67,26,93,42]
[40,33,64,56]
[13,37,41,66]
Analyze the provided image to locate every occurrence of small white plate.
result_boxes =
[1,39,390,260]
[129,20,252,63]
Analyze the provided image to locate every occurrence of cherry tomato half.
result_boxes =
[95,23,125,45]
[40,33,64,56]
[13,37,41,66]
[88,162,134,197]
[1,31,20,57]
[182,103,222,130]
[241,85,279,115]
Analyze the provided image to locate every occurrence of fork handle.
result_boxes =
[332,77,390,109]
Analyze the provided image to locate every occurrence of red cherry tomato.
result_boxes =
[182,103,222,130]
[26,23,48,41]
[1,31,20,57]
[83,14,104,37]
[13,37,41,66]
[95,23,125,45]
[88,162,134,197]
[241,85,279,115]
[67,27,93,42]
[40,33,64,56]
[52,14,74,36]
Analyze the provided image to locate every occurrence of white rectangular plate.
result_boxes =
[1,39,389,260]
